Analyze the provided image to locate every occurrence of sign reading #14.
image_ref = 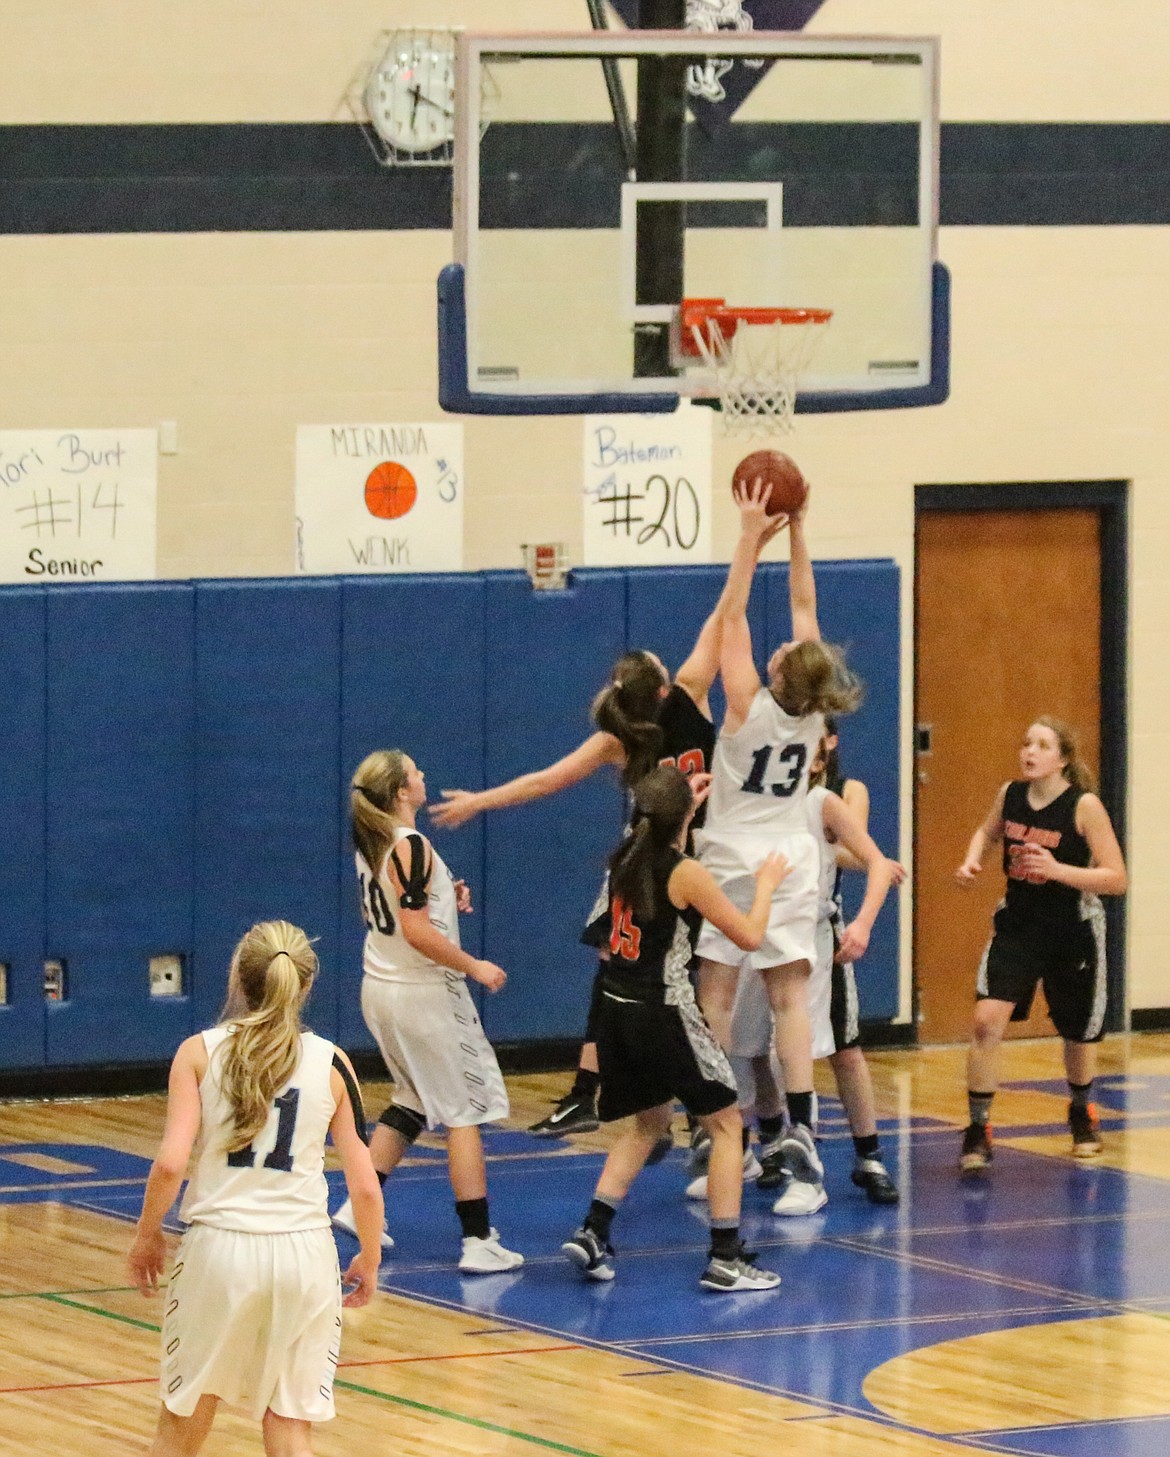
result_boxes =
[0,428,157,585]
[295,423,464,575]
[582,403,712,567]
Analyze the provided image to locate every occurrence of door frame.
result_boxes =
[913,481,1129,1036]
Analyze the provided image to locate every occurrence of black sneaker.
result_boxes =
[562,1226,615,1281]
[851,1156,900,1205]
[528,1093,600,1137]
[699,1248,780,1293]
[959,1121,993,1173]
[1069,1101,1103,1158]
[756,1138,789,1191]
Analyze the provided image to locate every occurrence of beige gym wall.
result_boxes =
[0,1,1165,1016]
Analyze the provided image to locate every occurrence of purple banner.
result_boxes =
[605,2,827,129]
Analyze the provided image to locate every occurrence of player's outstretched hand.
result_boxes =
[954,858,982,886]
[887,858,909,886]
[755,851,791,895]
[342,1253,380,1308]
[128,1230,169,1296]
[430,790,479,830]
[732,477,787,544]
[470,959,507,993]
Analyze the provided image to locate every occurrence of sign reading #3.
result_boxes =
[295,422,464,574]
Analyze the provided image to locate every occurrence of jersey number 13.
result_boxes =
[741,743,807,798]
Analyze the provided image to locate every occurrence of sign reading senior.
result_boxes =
[296,423,464,574]
[0,429,157,584]
[583,403,712,567]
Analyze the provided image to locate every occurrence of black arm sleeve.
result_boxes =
[389,833,431,910]
[331,1051,369,1146]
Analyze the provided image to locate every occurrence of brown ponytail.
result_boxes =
[592,651,666,788]
[608,765,693,919]
[218,920,317,1153]
[1035,715,1096,792]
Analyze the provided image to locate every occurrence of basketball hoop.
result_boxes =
[675,299,832,434]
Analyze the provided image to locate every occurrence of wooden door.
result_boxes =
[914,508,1101,1044]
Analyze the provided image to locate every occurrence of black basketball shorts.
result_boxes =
[977,901,1107,1043]
[594,988,737,1123]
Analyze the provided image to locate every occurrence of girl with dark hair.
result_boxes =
[695,482,863,1207]
[954,716,1126,1170]
[332,749,523,1273]
[430,499,784,1137]
[128,920,383,1457]
[561,766,790,1292]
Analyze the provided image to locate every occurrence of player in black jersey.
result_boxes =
[954,716,1126,1169]
[430,494,785,1138]
[560,766,790,1292]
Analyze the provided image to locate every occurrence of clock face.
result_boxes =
[367,37,456,154]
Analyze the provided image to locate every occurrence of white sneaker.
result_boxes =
[685,1148,763,1201]
[332,1196,395,1250]
[458,1228,525,1274]
[772,1179,828,1216]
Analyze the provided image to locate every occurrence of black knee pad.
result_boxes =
[379,1103,426,1144]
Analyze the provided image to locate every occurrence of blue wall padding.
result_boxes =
[0,589,47,1069]
[765,560,901,1019]
[0,560,900,1071]
[193,579,343,1038]
[44,585,196,1064]
[480,571,628,1041]
[338,576,487,1049]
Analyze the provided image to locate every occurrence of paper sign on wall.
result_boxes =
[295,423,464,574]
[0,429,157,584]
[583,403,712,567]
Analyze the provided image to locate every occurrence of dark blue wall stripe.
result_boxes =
[1,123,1166,232]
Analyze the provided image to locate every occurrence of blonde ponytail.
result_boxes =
[218,920,317,1153]
[351,749,411,873]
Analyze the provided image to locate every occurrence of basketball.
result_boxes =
[364,460,417,520]
[731,450,808,517]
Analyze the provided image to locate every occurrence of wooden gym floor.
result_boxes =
[3,1035,1170,1455]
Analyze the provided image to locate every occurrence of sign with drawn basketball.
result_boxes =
[582,403,713,568]
[0,428,158,584]
[294,423,464,574]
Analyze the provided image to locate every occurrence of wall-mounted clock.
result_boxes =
[364,29,458,161]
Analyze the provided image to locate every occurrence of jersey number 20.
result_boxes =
[741,743,807,798]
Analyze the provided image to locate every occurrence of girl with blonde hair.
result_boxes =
[129,920,383,1457]
[695,479,863,1205]
[332,749,522,1273]
[955,716,1126,1170]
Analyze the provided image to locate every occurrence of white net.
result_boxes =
[688,310,831,434]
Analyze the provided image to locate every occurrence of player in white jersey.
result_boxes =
[726,725,904,1213]
[128,920,383,1457]
[332,748,523,1275]
[694,481,863,1192]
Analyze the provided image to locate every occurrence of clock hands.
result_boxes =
[407,83,454,121]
